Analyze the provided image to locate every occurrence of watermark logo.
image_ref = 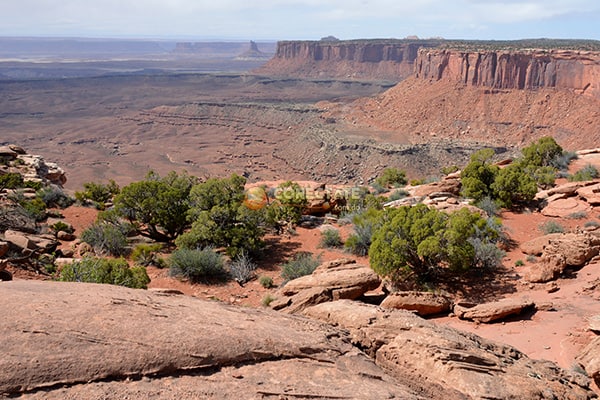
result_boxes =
[243,186,269,210]
[244,185,366,211]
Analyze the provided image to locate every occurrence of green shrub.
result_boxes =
[409,178,426,186]
[168,248,226,283]
[50,221,74,234]
[320,228,343,248]
[441,165,460,175]
[491,164,538,207]
[551,151,578,171]
[176,174,264,257]
[229,250,257,284]
[75,180,120,206]
[259,275,274,289]
[515,260,525,267]
[38,185,74,208]
[371,182,388,194]
[58,257,149,289]
[526,255,538,263]
[569,164,599,182]
[281,252,321,282]
[0,173,25,190]
[344,208,383,257]
[584,220,600,229]
[262,294,276,307]
[388,189,409,201]
[567,211,588,219]
[20,198,47,221]
[370,205,504,284]
[81,222,128,256]
[131,243,164,267]
[476,196,500,216]
[539,220,565,234]
[460,149,499,201]
[521,136,564,168]
[375,168,407,188]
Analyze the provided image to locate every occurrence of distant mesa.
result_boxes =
[235,41,272,61]
[172,41,275,59]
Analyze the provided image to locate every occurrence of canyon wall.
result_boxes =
[257,39,441,81]
[415,49,600,99]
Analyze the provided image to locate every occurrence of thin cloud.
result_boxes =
[0,0,598,39]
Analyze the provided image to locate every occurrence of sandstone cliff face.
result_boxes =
[415,49,600,99]
[258,39,441,81]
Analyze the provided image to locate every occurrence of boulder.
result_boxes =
[380,291,452,316]
[0,281,421,399]
[303,300,594,400]
[453,297,535,323]
[7,144,26,154]
[280,258,380,296]
[273,259,381,313]
[412,179,461,197]
[521,233,564,256]
[525,254,567,283]
[577,182,600,206]
[3,230,58,253]
[545,233,600,267]
[57,231,76,241]
[0,146,18,159]
[547,181,589,197]
[0,205,37,233]
[542,197,590,218]
[577,336,600,387]
[3,229,36,251]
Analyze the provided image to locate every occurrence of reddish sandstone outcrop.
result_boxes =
[258,39,441,81]
[415,49,600,99]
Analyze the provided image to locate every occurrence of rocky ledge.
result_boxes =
[1,280,595,399]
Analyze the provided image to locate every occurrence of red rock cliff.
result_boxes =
[257,39,441,81]
[415,49,600,99]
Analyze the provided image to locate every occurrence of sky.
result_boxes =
[1,0,599,41]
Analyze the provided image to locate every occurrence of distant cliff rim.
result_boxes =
[257,38,600,86]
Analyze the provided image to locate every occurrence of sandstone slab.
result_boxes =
[578,336,600,388]
[380,291,451,316]
[542,197,590,218]
[545,233,600,267]
[525,254,567,283]
[577,182,600,206]
[280,259,380,295]
[520,233,564,256]
[0,281,421,399]
[454,297,535,323]
[303,300,594,400]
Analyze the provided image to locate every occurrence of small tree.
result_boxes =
[369,205,502,285]
[491,164,537,208]
[176,174,265,258]
[114,171,196,242]
[521,136,563,168]
[460,149,499,201]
